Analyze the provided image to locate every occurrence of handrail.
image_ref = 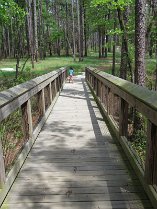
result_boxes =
[0,67,67,206]
[86,67,157,208]
[0,67,66,122]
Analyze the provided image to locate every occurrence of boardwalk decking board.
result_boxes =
[1,75,153,209]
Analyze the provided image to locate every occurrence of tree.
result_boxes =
[25,0,34,68]
[135,0,146,86]
[71,0,76,61]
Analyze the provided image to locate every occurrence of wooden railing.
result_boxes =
[0,67,66,205]
[86,67,157,208]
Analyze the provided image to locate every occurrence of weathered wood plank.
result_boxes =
[0,68,66,122]
[0,140,5,188]
[0,74,152,209]
[2,200,153,209]
[119,98,128,137]
[86,68,157,208]
[21,99,33,140]
[87,68,157,126]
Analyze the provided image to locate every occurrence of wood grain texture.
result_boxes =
[86,68,157,126]
[0,68,66,122]
[86,68,157,208]
[1,75,153,209]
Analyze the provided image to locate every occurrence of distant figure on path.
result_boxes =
[68,67,74,83]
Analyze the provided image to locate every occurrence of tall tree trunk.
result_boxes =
[79,0,84,61]
[112,12,116,76]
[102,29,105,57]
[83,0,87,57]
[135,0,146,86]
[155,41,157,90]
[33,0,38,62]
[71,0,76,61]
[153,0,157,91]
[105,33,108,58]
[65,2,69,57]
[132,0,146,139]
[98,27,102,58]
[117,7,132,81]
[77,0,84,61]
[26,0,34,68]
[38,0,44,59]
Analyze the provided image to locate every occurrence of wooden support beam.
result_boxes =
[119,98,128,137]
[49,83,53,103]
[108,90,114,116]
[145,121,157,185]
[106,87,110,114]
[55,78,58,93]
[0,141,5,188]
[21,100,33,141]
[38,89,45,117]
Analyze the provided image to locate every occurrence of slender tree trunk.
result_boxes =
[26,0,34,68]
[83,1,87,57]
[79,0,84,61]
[65,2,69,56]
[135,0,146,86]
[117,7,132,81]
[71,0,76,61]
[77,0,83,61]
[155,46,157,90]
[38,0,44,59]
[102,30,105,57]
[98,27,102,58]
[132,0,146,138]
[105,33,108,58]
[112,12,116,76]
[33,0,38,62]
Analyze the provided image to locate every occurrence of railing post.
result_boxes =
[0,141,5,188]
[38,89,45,116]
[119,98,128,137]
[90,74,92,85]
[145,121,157,184]
[97,80,100,98]
[60,74,63,88]
[96,79,98,96]
[21,99,33,140]
[59,75,61,91]
[100,82,103,102]
[57,77,60,92]
[54,79,57,95]
[49,83,53,103]
[108,90,114,116]
[64,71,65,83]
[92,75,94,88]
[106,87,110,114]
[101,84,104,104]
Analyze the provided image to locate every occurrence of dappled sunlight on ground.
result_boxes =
[2,74,152,209]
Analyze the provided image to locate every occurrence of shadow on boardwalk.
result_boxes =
[2,77,152,209]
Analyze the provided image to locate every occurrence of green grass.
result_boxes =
[0,53,156,91]
[0,54,118,91]
[0,54,118,79]
[146,58,156,75]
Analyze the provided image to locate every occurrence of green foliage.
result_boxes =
[0,109,24,171]
[0,0,25,25]
[0,55,117,91]
[131,129,147,165]
[91,0,132,8]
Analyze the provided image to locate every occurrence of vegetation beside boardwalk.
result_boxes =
[0,54,118,91]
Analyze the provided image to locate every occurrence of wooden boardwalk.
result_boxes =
[2,75,153,209]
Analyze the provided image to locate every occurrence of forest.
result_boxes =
[0,0,157,90]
